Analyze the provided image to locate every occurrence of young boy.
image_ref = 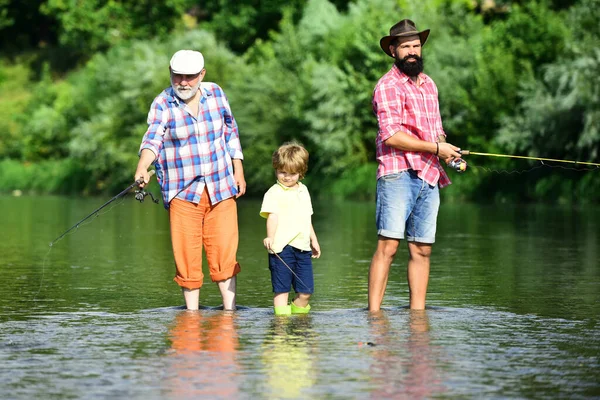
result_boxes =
[260,142,321,315]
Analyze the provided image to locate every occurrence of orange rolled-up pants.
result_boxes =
[169,190,241,289]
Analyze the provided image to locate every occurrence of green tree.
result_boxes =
[227,0,400,197]
[470,0,568,139]
[2,0,596,203]
[199,0,353,54]
[0,0,57,53]
[0,61,33,159]
[496,0,600,202]
[40,0,192,62]
[0,0,13,30]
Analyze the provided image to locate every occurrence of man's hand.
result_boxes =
[232,159,246,198]
[135,149,157,188]
[437,142,462,163]
[134,168,151,188]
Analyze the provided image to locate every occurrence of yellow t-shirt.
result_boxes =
[259,181,313,254]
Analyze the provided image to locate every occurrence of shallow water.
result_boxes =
[1,195,599,398]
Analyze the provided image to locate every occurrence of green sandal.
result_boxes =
[274,305,292,315]
[291,302,311,314]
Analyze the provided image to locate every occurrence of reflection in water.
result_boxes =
[165,311,240,398]
[262,316,317,398]
[368,310,446,399]
[2,196,598,398]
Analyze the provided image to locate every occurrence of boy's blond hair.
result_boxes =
[272,142,309,179]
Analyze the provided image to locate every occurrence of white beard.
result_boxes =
[171,78,201,101]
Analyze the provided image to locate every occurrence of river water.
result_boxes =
[1,194,598,399]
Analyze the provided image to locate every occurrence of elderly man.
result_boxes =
[135,50,246,310]
[369,20,462,311]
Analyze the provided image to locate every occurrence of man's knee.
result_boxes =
[376,237,401,259]
[408,242,432,259]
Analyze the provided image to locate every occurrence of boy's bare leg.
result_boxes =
[273,292,289,307]
[407,242,431,310]
[293,293,311,308]
[182,288,200,310]
[368,237,400,311]
[218,276,237,311]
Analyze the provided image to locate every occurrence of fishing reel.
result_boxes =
[134,189,159,204]
[449,158,468,173]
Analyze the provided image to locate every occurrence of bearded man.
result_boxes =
[368,20,462,311]
[135,50,245,310]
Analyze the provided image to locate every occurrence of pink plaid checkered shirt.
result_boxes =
[373,65,451,188]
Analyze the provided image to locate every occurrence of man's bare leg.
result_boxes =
[407,242,431,310]
[182,288,200,310]
[218,276,236,311]
[368,237,400,311]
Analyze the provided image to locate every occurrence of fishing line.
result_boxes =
[52,196,131,246]
[271,251,311,293]
[465,161,599,175]
[460,150,600,167]
[35,171,159,301]
[450,150,600,174]
[33,247,54,302]
[49,170,157,247]
[33,196,130,301]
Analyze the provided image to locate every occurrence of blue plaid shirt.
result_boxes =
[139,82,244,208]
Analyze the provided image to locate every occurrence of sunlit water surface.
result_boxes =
[1,195,598,399]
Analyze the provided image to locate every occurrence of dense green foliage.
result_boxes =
[0,0,598,203]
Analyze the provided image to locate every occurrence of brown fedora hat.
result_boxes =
[380,19,430,57]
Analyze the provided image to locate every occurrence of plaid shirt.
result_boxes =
[140,82,244,208]
[373,65,450,188]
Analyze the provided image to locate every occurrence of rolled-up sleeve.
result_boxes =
[222,95,244,161]
[139,98,168,157]
[374,82,404,143]
[432,83,446,139]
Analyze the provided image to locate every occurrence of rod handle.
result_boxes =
[135,169,156,185]
[459,149,470,156]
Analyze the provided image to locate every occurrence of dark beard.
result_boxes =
[395,54,424,77]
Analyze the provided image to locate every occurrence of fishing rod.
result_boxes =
[461,150,600,166]
[49,170,158,246]
[447,150,600,172]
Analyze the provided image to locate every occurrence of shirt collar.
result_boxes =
[391,64,428,86]
[276,180,305,191]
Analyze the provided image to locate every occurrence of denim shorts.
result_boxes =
[269,245,314,294]
[375,170,440,243]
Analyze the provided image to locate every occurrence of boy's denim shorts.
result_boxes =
[375,170,440,244]
[269,245,314,294]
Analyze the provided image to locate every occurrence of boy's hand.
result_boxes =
[310,240,321,259]
[263,237,273,251]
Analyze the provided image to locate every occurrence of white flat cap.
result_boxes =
[169,50,205,74]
